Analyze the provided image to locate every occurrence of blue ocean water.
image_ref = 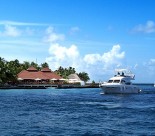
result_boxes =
[0,85,155,136]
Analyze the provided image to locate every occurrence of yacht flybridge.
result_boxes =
[100,69,141,94]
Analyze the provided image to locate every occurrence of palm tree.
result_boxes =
[41,62,49,68]
[0,57,7,84]
[78,72,90,83]
[22,61,31,70]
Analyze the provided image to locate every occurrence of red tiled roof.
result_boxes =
[27,66,38,71]
[42,71,62,79]
[41,67,52,72]
[17,67,62,80]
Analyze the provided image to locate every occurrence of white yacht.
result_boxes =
[100,69,141,94]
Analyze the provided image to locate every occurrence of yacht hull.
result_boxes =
[100,84,140,94]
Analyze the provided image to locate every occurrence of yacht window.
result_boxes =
[113,80,120,83]
[108,80,113,83]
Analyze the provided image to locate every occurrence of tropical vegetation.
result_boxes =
[55,66,90,83]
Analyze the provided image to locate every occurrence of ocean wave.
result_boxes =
[78,101,121,109]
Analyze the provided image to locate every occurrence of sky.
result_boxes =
[0,0,155,83]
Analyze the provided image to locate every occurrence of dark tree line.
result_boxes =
[0,57,90,84]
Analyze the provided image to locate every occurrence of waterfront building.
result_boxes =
[17,66,62,84]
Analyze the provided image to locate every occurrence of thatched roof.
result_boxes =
[68,74,81,81]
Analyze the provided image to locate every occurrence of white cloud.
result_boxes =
[46,43,125,81]
[84,45,125,68]
[0,20,43,37]
[46,26,54,34]
[44,26,65,43]
[84,54,101,65]
[140,59,155,81]
[0,20,54,38]
[132,20,155,33]
[0,25,21,37]
[44,28,125,81]
[148,59,155,66]
[25,27,35,35]
[46,43,80,69]
[143,59,155,73]
[69,26,80,35]
[103,45,125,62]
[48,43,79,60]
[5,25,21,37]
[45,27,81,69]
[0,20,48,26]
